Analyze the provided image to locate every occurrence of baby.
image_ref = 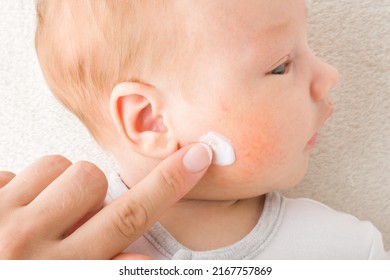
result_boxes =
[35,0,388,259]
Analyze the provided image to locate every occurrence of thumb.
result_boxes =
[70,143,212,259]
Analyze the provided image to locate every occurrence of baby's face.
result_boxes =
[167,0,339,199]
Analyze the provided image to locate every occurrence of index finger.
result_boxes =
[64,143,212,259]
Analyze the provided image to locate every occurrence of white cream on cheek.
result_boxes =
[199,131,235,166]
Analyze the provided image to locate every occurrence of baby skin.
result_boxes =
[109,0,338,252]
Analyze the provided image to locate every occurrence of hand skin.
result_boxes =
[0,144,211,259]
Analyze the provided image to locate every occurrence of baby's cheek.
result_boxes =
[212,103,289,179]
[233,126,283,178]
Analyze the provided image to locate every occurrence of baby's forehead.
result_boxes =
[171,0,307,86]
[176,0,302,42]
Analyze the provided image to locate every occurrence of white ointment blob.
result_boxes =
[199,132,235,166]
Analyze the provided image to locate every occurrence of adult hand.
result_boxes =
[0,143,212,259]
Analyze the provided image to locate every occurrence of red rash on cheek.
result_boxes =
[232,112,282,177]
[238,135,278,162]
[237,141,282,179]
[219,98,230,112]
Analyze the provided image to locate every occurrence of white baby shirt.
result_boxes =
[106,173,389,259]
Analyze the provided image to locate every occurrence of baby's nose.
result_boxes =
[310,59,339,101]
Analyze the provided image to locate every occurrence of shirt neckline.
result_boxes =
[145,192,285,259]
[108,173,285,260]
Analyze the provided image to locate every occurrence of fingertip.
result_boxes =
[182,143,213,173]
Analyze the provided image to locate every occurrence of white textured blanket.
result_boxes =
[0,0,389,250]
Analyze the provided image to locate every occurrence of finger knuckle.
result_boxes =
[0,220,36,259]
[159,168,186,198]
[73,161,98,174]
[73,161,107,187]
[25,155,71,183]
[0,236,22,259]
[41,154,71,167]
[112,201,149,241]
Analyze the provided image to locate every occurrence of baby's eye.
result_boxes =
[270,63,289,75]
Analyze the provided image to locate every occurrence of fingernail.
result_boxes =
[183,143,213,173]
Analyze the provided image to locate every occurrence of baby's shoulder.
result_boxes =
[268,194,387,259]
[282,196,373,231]
[282,195,365,225]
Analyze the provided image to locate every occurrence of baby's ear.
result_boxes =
[110,82,178,159]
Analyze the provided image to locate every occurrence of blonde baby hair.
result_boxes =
[35,0,188,146]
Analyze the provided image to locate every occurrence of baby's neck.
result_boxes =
[158,195,265,251]
[117,158,265,252]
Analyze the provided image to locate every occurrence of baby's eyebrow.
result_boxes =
[265,18,291,35]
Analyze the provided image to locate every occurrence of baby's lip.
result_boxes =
[307,133,318,148]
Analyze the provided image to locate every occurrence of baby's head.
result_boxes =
[35,0,338,200]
